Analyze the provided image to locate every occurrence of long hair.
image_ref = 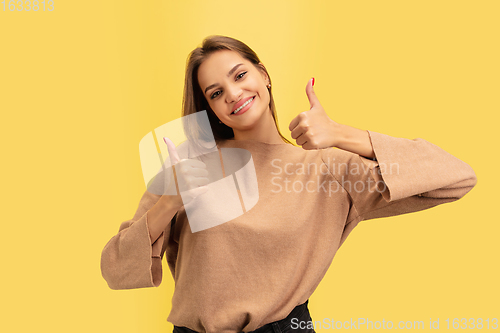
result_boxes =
[181,35,293,146]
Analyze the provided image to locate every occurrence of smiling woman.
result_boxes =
[182,35,293,145]
[100,35,478,333]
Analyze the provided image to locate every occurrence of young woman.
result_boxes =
[101,35,477,333]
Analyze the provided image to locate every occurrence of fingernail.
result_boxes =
[312,77,315,86]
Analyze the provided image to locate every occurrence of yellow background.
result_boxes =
[1,0,498,332]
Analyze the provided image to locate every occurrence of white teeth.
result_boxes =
[233,97,254,114]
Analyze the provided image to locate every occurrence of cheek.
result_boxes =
[259,85,269,99]
[210,101,224,116]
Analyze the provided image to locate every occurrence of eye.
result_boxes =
[236,71,247,80]
[210,91,221,99]
[209,71,247,100]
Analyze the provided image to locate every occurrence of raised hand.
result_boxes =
[288,78,340,150]
[162,137,209,209]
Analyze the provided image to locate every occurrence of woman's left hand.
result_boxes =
[289,78,340,150]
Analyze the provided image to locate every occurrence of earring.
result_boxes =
[267,83,271,89]
[219,120,222,124]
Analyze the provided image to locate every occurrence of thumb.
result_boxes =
[163,137,180,165]
[305,77,320,109]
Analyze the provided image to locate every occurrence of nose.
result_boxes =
[225,83,242,104]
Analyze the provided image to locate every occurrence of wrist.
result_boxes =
[147,195,182,243]
[332,124,375,158]
[159,195,184,212]
[332,122,347,148]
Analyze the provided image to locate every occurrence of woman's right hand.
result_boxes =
[161,137,209,210]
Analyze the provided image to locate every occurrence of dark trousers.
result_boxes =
[173,300,315,333]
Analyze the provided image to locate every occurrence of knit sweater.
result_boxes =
[100,130,477,333]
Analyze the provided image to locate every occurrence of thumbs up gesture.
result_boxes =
[288,78,340,150]
[162,137,209,209]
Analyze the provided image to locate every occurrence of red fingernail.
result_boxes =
[312,77,315,86]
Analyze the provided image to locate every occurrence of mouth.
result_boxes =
[231,96,255,115]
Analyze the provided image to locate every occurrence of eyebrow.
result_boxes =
[204,63,244,95]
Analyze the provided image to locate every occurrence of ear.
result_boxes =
[257,62,270,85]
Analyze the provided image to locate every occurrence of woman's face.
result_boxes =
[197,50,271,132]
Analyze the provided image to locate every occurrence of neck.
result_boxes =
[231,108,284,144]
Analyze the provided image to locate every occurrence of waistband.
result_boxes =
[249,299,309,333]
[173,299,310,333]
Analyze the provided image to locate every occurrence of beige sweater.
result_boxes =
[100,130,477,333]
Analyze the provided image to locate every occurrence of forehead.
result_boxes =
[197,50,250,88]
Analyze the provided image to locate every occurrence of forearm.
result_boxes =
[147,196,181,244]
[334,123,375,159]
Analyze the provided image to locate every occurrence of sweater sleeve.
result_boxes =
[100,190,171,290]
[321,130,477,245]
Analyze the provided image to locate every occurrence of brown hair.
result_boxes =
[181,35,292,145]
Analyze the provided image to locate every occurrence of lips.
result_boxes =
[232,96,255,114]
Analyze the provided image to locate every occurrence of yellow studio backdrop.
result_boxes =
[1,0,497,332]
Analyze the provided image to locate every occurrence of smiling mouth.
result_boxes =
[232,96,255,114]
